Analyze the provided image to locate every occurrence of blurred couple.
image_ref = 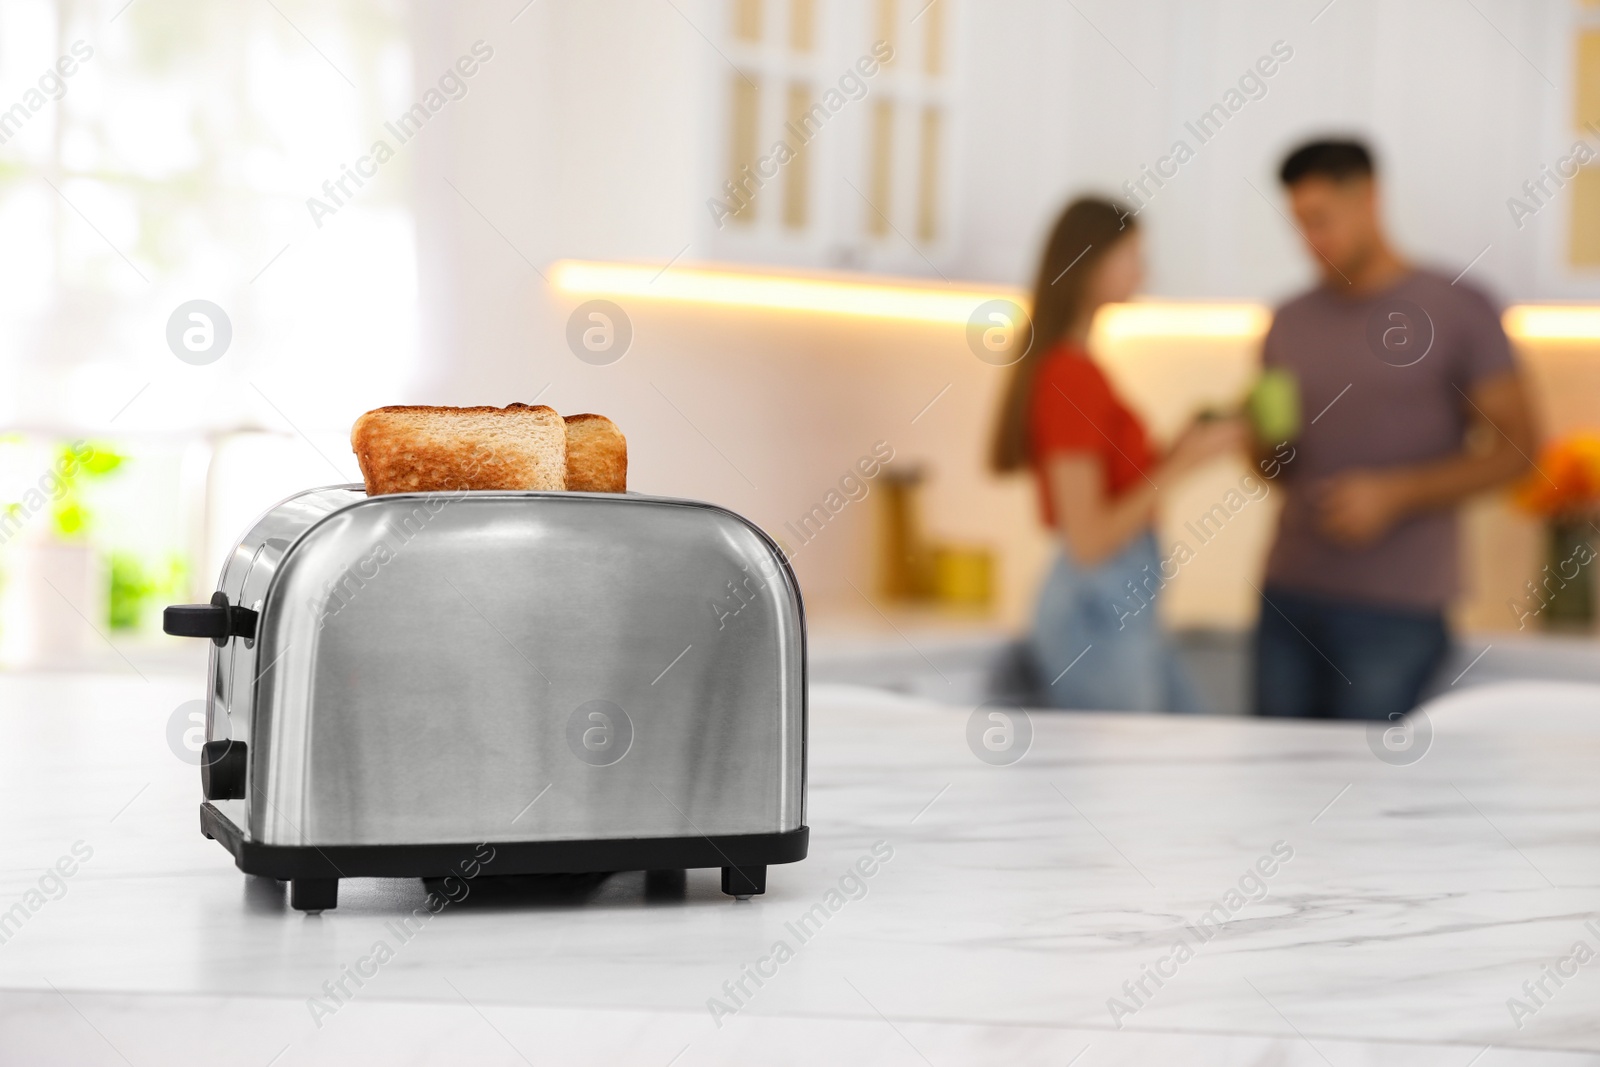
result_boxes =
[992,138,1536,719]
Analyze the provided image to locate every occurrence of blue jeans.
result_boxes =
[1028,533,1205,713]
[1253,586,1448,720]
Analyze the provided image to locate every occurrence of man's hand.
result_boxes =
[1312,372,1537,548]
[1315,470,1407,546]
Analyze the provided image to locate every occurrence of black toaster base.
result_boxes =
[201,802,808,910]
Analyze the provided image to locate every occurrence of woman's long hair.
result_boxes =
[988,197,1137,473]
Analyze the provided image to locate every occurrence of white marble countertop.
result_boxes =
[3,671,1600,1066]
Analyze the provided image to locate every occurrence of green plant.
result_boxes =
[50,442,124,542]
[109,552,186,631]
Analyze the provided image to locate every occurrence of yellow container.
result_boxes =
[876,468,934,601]
[932,545,994,609]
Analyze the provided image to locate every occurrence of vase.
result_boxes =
[1540,517,1596,631]
[0,543,109,668]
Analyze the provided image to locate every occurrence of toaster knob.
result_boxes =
[200,740,247,800]
[164,592,259,647]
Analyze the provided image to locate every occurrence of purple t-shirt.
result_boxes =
[1262,268,1516,611]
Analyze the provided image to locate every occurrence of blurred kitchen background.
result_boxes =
[5,0,1600,712]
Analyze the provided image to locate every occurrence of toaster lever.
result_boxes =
[163,592,258,647]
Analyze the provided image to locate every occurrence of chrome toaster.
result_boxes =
[164,486,807,910]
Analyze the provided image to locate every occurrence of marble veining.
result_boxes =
[1,672,1599,1066]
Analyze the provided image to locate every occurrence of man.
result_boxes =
[1254,139,1537,720]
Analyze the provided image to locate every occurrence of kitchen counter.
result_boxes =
[2,672,1600,1066]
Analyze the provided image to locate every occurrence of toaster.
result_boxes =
[164,485,808,911]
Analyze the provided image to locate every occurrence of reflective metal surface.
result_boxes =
[207,488,806,847]
[207,487,363,785]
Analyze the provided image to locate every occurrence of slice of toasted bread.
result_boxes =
[563,413,628,493]
[351,404,567,495]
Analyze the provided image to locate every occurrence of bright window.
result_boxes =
[0,0,418,435]
[0,0,416,644]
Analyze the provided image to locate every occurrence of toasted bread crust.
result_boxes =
[563,413,628,493]
[351,404,567,495]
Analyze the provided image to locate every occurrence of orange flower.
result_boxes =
[1514,432,1600,516]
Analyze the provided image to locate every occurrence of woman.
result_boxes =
[990,198,1244,712]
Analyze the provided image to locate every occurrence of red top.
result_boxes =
[1027,344,1154,527]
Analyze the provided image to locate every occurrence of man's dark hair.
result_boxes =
[1278,139,1375,186]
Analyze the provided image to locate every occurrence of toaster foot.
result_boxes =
[290,877,339,912]
[720,865,766,899]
